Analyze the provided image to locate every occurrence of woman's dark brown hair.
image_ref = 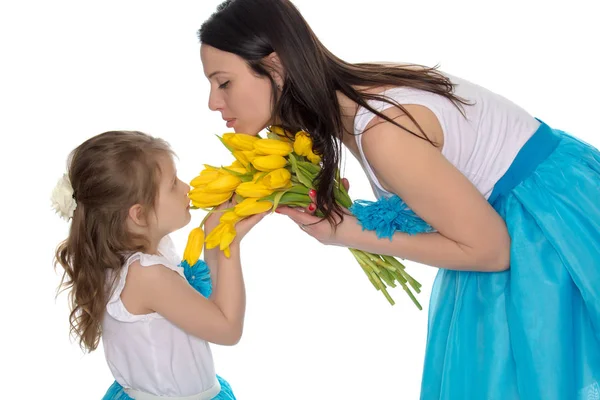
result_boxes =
[199,0,469,224]
[54,130,173,352]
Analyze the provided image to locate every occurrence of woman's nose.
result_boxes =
[208,90,224,111]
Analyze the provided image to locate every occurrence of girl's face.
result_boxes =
[201,44,274,136]
[153,156,191,237]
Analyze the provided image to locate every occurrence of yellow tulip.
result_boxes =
[183,227,204,265]
[294,131,321,164]
[205,173,241,193]
[253,139,293,157]
[188,189,232,208]
[235,182,275,198]
[232,150,258,169]
[190,169,221,187]
[224,167,249,175]
[222,133,259,151]
[251,155,288,171]
[205,223,227,248]
[205,222,237,257]
[234,197,273,217]
[228,160,245,169]
[220,210,243,224]
[253,171,265,182]
[269,126,287,136]
[293,131,312,155]
[262,168,291,189]
[268,126,293,141]
[307,152,321,164]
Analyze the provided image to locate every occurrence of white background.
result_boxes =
[1,0,598,398]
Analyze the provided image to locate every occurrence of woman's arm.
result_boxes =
[278,105,510,272]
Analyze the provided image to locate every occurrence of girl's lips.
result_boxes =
[226,119,236,128]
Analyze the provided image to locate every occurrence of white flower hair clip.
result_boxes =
[51,173,77,221]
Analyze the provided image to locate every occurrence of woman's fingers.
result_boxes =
[341,177,350,192]
[276,206,317,224]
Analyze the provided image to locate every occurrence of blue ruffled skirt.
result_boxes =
[102,260,237,400]
[419,122,600,399]
[102,375,235,400]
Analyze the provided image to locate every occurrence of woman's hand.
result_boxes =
[304,177,350,215]
[276,176,354,246]
[277,177,353,245]
[275,205,357,246]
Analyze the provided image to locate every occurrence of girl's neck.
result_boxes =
[145,232,167,256]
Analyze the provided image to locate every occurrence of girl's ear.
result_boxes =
[127,204,147,227]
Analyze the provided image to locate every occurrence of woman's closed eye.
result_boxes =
[218,80,230,89]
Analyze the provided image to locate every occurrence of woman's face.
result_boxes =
[201,44,274,136]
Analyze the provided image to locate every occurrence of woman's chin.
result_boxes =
[234,127,261,136]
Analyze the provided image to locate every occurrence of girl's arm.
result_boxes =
[130,212,266,345]
[278,105,510,272]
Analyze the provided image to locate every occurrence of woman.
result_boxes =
[198,0,600,398]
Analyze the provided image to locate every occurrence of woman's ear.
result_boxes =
[265,52,284,89]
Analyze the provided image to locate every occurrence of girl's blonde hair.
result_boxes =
[54,130,173,352]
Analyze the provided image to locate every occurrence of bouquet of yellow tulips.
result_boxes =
[182,127,422,308]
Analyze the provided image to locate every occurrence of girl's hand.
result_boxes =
[203,200,232,236]
[203,199,268,245]
[233,211,269,244]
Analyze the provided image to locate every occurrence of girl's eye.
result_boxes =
[218,80,230,89]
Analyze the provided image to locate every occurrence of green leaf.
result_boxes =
[273,191,310,205]
[199,205,234,227]
[221,166,247,177]
[333,184,353,208]
[254,171,269,182]
[215,134,235,153]
[289,153,314,188]
[234,193,245,203]
[297,164,318,181]
[298,160,321,176]
[284,184,310,195]
[288,151,300,175]
[272,190,287,211]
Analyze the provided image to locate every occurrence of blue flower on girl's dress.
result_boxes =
[350,195,434,240]
[180,259,213,298]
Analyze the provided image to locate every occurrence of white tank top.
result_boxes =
[353,73,541,199]
[102,236,220,396]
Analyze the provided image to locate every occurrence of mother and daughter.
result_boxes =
[53,1,600,399]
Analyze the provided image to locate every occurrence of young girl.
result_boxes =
[198,0,600,399]
[53,130,266,399]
